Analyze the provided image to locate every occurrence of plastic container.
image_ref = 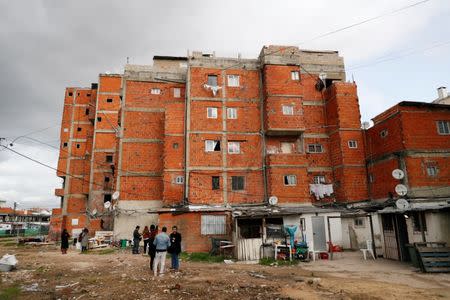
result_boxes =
[120,239,127,248]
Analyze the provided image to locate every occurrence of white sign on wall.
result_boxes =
[71,218,79,226]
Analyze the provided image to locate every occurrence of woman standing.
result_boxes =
[148,225,157,270]
[61,229,70,254]
[80,228,89,252]
[142,226,150,254]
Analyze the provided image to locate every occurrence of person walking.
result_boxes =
[132,226,141,254]
[142,226,150,255]
[80,228,89,253]
[61,229,70,254]
[153,226,170,276]
[169,226,182,272]
[148,225,157,270]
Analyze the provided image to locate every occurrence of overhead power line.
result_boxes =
[222,0,433,71]
[347,40,450,71]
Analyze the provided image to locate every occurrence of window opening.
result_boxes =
[231,176,245,190]
[212,176,220,190]
[207,75,218,87]
[205,140,221,152]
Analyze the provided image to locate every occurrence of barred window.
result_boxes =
[201,215,226,235]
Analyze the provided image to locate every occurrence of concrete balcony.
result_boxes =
[54,188,64,197]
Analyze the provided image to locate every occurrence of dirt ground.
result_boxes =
[1,243,449,300]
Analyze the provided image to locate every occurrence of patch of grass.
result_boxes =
[0,285,21,300]
[180,252,225,263]
[259,258,299,266]
[81,248,116,255]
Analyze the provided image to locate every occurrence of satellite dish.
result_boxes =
[395,184,408,196]
[104,201,111,209]
[112,191,120,200]
[361,121,371,130]
[392,169,405,180]
[395,198,410,210]
[92,209,97,216]
[268,196,278,206]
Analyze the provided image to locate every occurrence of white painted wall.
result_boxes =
[113,200,162,240]
[284,212,342,251]
[341,214,382,250]
[406,211,450,245]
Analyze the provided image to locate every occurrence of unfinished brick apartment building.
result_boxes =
[51,45,371,252]
[364,101,450,261]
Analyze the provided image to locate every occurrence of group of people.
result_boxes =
[59,224,182,276]
[133,225,182,276]
[60,227,89,254]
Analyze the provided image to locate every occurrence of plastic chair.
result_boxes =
[360,240,375,260]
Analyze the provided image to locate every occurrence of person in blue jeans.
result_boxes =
[169,226,182,271]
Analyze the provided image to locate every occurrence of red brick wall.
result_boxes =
[158,212,231,253]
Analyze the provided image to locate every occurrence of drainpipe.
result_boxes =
[258,64,268,203]
[183,57,191,205]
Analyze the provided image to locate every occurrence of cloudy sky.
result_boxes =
[0,0,449,209]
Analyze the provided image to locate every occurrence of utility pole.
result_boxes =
[13,202,17,237]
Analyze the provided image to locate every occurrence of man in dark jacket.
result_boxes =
[132,226,141,254]
[169,226,182,271]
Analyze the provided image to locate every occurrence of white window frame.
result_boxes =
[282,105,294,115]
[426,165,438,176]
[151,88,161,95]
[207,107,218,119]
[307,144,323,153]
[227,107,237,119]
[227,75,240,87]
[173,88,181,98]
[174,176,184,184]
[284,175,297,186]
[227,141,241,154]
[437,120,450,135]
[205,140,220,152]
[348,140,358,148]
[291,71,300,80]
[201,215,226,235]
[313,175,325,184]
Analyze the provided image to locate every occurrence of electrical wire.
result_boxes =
[347,40,450,71]
[221,0,433,71]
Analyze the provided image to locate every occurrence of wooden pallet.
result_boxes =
[415,242,450,273]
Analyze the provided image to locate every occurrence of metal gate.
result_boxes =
[382,214,399,260]
[312,216,327,251]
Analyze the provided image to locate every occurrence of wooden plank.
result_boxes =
[422,257,450,262]
[424,267,450,273]
[423,262,450,267]
[416,247,450,253]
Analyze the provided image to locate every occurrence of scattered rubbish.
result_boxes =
[249,272,266,279]
[55,282,79,290]
[170,283,181,290]
[22,283,39,292]
[307,278,322,286]
[0,254,18,272]
[224,259,234,264]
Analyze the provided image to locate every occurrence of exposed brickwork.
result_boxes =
[366,103,450,200]
[158,212,231,253]
[52,46,379,248]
